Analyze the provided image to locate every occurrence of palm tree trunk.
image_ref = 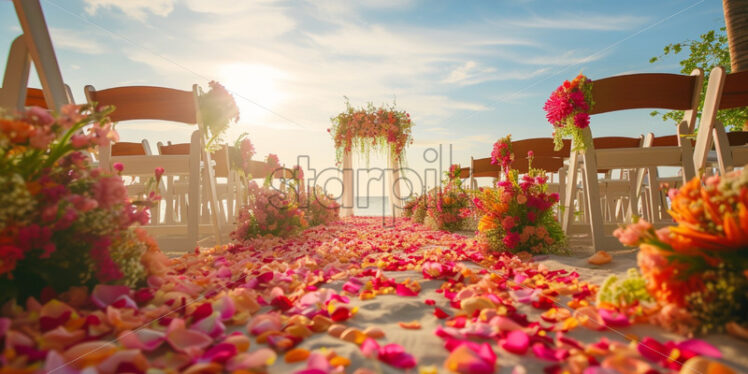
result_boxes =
[723,0,748,129]
[724,0,748,72]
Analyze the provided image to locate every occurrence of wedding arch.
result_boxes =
[329,101,414,217]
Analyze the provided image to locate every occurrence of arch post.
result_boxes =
[388,151,402,217]
[341,150,354,217]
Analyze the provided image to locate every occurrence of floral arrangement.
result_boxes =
[615,171,748,334]
[543,73,593,151]
[329,100,414,165]
[446,164,464,189]
[228,132,256,175]
[231,181,307,241]
[402,195,419,218]
[0,105,167,303]
[403,194,427,223]
[263,153,282,180]
[301,186,340,227]
[425,166,472,231]
[198,81,240,149]
[425,186,472,232]
[474,136,566,254]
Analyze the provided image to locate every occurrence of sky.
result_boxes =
[0,0,727,196]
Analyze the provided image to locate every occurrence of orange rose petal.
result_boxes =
[587,251,612,265]
[284,348,310,363]
[399,321,421,330]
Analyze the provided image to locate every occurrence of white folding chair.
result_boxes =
[560,70,703,251]
[694,66,748,175]
[85,84,224,249]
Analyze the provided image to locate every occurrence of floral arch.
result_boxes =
[329,101,414,217]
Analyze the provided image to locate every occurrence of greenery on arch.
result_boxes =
[329,99,414,165]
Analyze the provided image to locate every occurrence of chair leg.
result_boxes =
[562,152,579,232]
[187,131,201,248]
[579,129,607,251]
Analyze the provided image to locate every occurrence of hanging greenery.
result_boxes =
[328,99,414,165]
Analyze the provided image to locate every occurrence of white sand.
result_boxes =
[245,247,748,373]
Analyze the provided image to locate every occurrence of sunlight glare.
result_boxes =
[218,63,287,125]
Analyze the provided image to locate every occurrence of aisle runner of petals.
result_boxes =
[0,218,731,373]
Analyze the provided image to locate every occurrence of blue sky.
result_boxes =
[0,0,726,193]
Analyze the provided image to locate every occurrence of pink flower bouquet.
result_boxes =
[0,105,165,303]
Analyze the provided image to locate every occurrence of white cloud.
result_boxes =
[191,11,295,41]
[443,61,490,84]
[183,0,280,14]
[443,61,550,86]
[50,27,105,54]
[83,0,176,21]
[509,13,648,31]
[469,38,537,47]
[524,50,608,66]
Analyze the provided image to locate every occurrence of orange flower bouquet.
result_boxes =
[615,171,748,333]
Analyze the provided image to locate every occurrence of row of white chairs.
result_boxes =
[22,84,291,251]
[468,67,748,251]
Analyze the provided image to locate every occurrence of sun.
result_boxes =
[217,63,287,124]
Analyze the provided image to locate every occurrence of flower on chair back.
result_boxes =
[543,74,593,152]
[198,81,240,149]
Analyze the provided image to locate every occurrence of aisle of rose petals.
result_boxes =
[0,217,737,374]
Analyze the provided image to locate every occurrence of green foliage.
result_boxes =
[650,27,748,131]
[596,268,653,308]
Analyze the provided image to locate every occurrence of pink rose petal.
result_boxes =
[599,309,630,327]
[342,277,364,294]
[676,339,722,359]
[502,330,529,355]
[247,314,282,335]
[118,328,165,351]
[513,288,538,304]
[532,343,568,362]
[44,350,78,374]
[190,312,226,338]
[97,349,147,374]
[166,324,212,356]
[202,342,238,364]
[306,352,332,371]
[213,295,236,321]
[637,337,669,363]
[395,283,418,296]
[378,343,417,369]
[92,285,131,309]
[361,338,379,358]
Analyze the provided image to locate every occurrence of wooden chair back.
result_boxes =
[25,87,46,107]
[715,69,748,110]
[470,157,500,178]
[112,141,148,156]
[159,143,192,155]
[727,131,748,146]
[590,72,702,133]
[511,138,571,158]
[84,85,197,124]
[458,167,470,179]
